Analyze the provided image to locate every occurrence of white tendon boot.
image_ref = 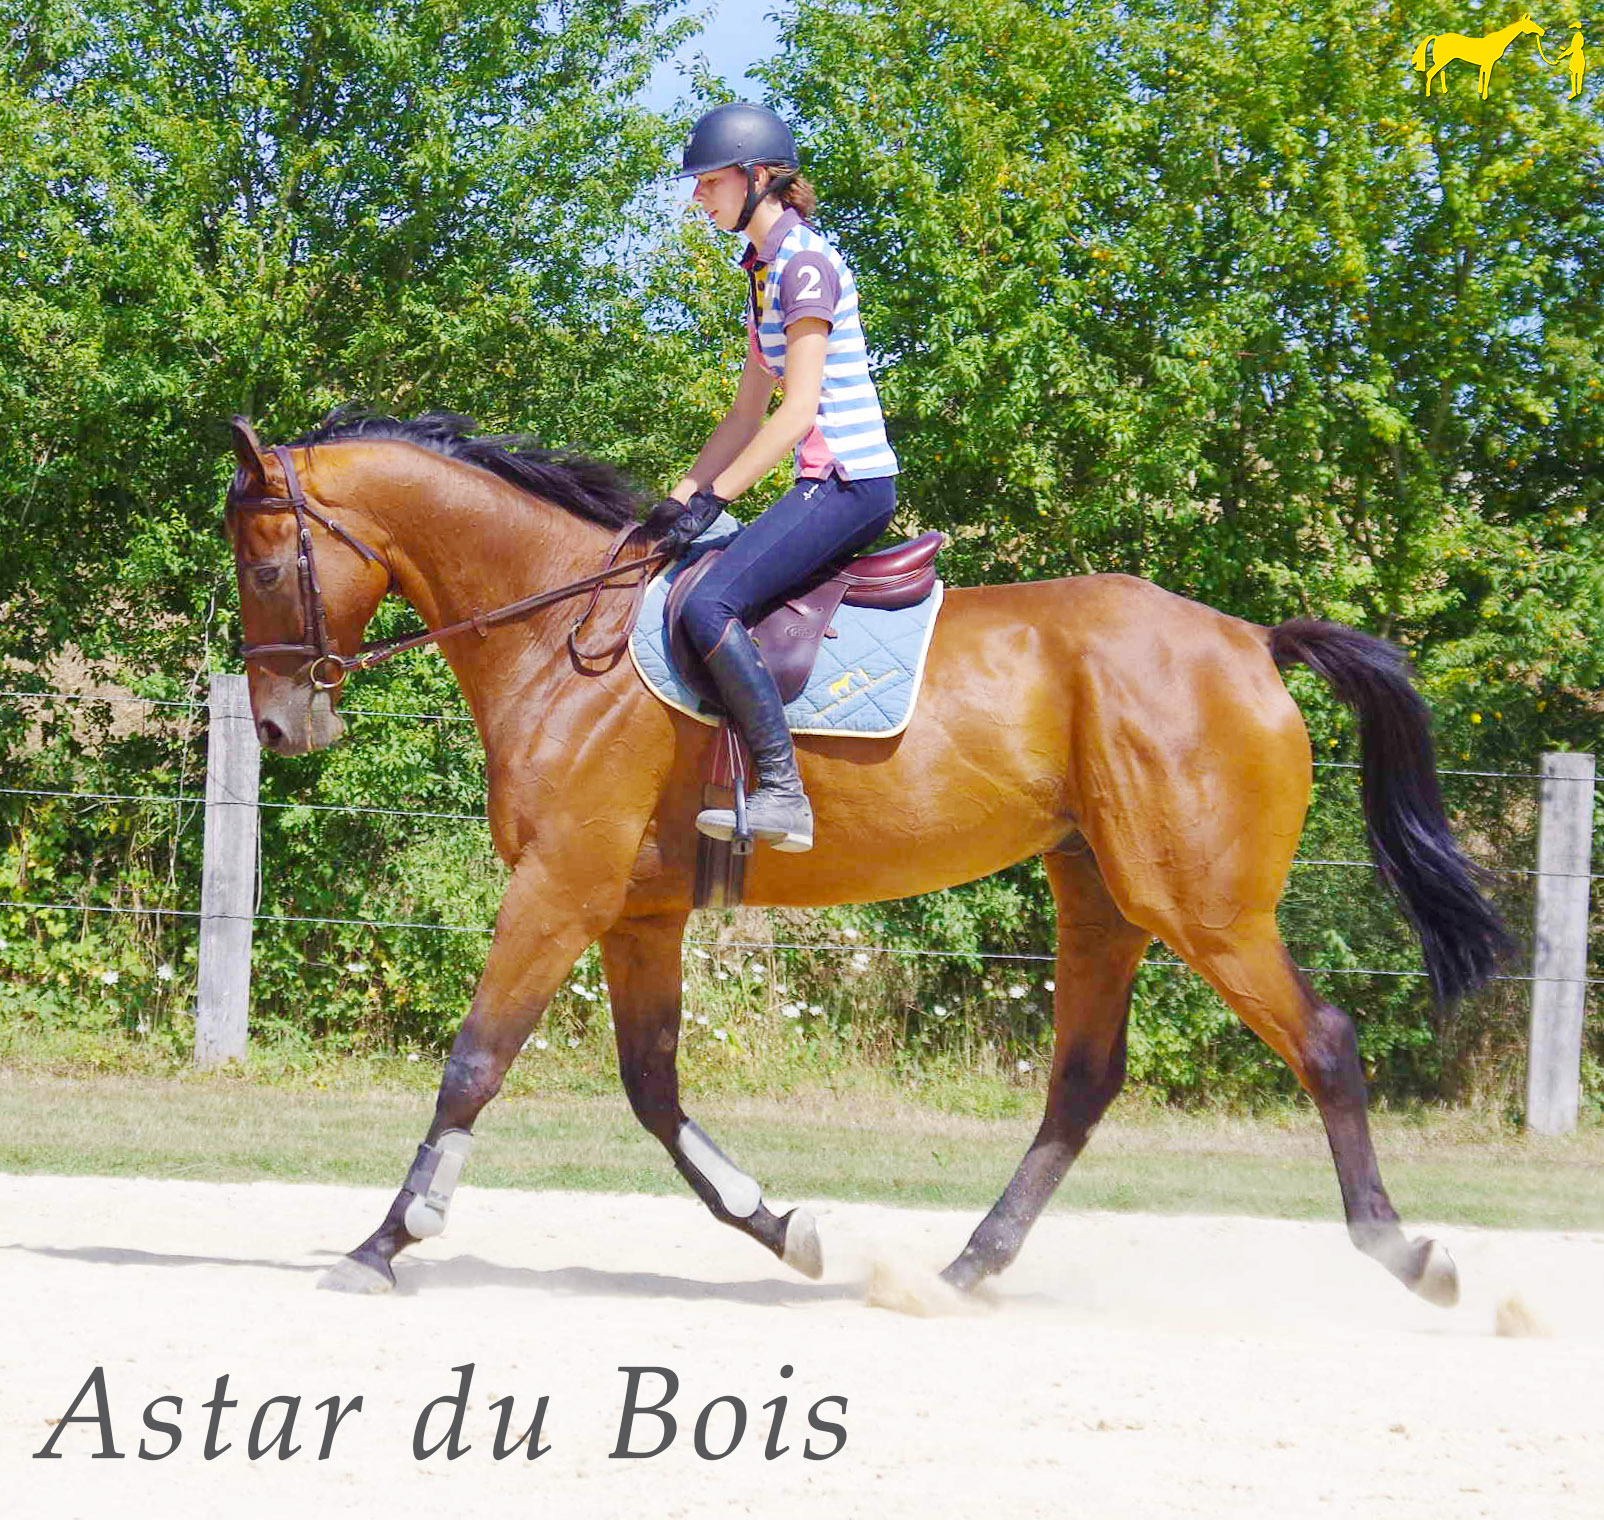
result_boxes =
[402,1129,473,1238]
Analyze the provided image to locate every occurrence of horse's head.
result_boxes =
[224,417,393,755]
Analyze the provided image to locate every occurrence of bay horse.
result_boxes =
[223,411,1507,1306]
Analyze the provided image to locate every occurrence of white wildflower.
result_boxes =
[568,1037,579,1048]
[695,1014,709,1026]
[100,970,118,986]
[841,926,860,940]
[933,1004,948,1017]
[713,1029,728,1042]
[407,1052,420,1063]
[690,947,711,960]
[809,1004,822,1015]
[1045,980,1056,991]
[850,952,870,971]
[155,963,175,983]
[781,1003,803,1020]
[715,970,729,982]
[748,964,766,981]
[1008,984,1026,1000]
[1017,1059,1034,1075]
[533,1037,549,1051]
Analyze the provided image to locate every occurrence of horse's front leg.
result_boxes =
[600,912,822,1278]
[320,854,622,1294]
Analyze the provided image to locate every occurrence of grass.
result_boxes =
[3,1060,1602,1232]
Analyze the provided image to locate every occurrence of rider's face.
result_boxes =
[692,166,759,233]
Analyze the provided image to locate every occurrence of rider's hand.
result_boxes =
[642,496,685,535]
[655,489,728,559]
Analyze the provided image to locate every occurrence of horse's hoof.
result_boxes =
[937,1258,982,1295]
[318,1255,395,1295]
[780,1208,823,1279]
[1410,1238,1460,1308]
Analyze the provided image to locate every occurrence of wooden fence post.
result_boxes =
[1525,751,1596,1135]
[194,672,260,1067]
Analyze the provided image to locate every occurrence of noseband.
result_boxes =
[228,445,665,689]
[230,446,397,689]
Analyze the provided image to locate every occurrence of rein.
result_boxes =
[231,445,667,689]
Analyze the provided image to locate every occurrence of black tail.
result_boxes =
[1270,619,1512,1003]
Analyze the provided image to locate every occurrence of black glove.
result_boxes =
[642,496,685,535]
[655,488,728,559]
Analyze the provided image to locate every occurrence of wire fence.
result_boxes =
[1,684,1597,986]
[1,900,1599,986]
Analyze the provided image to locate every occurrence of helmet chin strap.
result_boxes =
[733,165,797,234]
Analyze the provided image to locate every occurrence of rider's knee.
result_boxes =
[680,587,734,656]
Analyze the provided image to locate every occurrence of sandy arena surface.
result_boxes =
[3,1173,1602,1519]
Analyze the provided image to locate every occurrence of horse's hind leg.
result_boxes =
[941,845,1151,1292]
[1170,917,1458,1306]
[599,913,823,1278]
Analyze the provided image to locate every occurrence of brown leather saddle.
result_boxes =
[664,529,945,711]
[663,529,944,910]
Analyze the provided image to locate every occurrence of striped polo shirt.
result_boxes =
[741,209,899,481]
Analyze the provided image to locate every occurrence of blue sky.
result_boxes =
[644,3,787,113]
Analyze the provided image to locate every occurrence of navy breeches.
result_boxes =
[680,474,898,656]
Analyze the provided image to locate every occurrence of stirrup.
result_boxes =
[697,786,813,852]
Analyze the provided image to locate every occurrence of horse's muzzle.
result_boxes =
[252,683,347,755]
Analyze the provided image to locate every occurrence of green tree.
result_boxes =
[764,0,1601,1099]
[767,0,1603,736]
[5,0,1598,1104]
[0,0,734,1054]
[0,0,698,672]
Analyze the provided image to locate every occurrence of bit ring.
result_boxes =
[306,654,348,691]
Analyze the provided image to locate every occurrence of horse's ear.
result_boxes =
[230,415,269,491]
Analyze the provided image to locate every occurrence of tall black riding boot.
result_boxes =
[695,621,814,852]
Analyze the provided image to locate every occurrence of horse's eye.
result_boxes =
[253,564,283,590]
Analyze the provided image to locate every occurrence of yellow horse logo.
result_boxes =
[1412,11,1547,97]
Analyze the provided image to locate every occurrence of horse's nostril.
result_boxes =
[257,718,285,749]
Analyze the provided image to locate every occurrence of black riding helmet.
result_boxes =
[679,102,799,234]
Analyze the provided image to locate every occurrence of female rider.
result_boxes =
[654,102,900,854]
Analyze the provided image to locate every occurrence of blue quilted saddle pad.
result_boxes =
[628,516,945,739]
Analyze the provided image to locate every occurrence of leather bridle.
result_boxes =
[228,444,666,689]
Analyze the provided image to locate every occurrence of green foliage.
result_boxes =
[0,0,699,668]
[758,0,1598,1099]
[2,0,1598,1108]
[1,0,709,1052]
[766,0,1604,723]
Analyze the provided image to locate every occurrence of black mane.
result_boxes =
[290,408,644,530]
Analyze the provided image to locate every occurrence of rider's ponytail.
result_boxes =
[780,174,817,219]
